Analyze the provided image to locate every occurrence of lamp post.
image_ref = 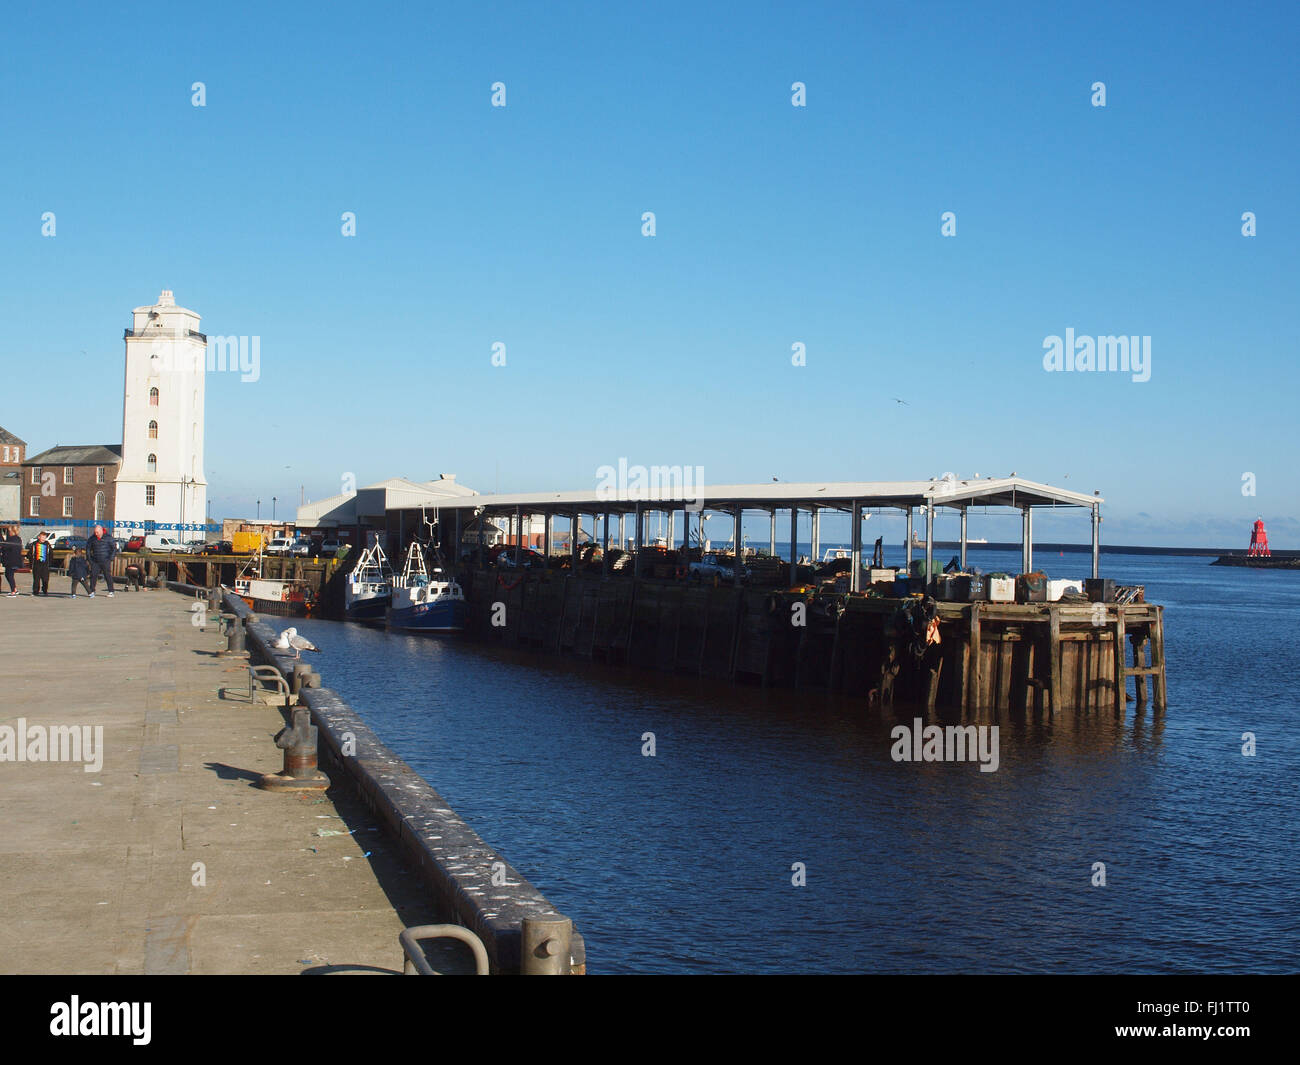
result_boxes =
[256,500,261,519]
[272,496,277,521]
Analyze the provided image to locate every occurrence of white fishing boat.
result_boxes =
[345,540,393,622]
[387,542,466,634]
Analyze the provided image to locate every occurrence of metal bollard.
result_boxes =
[218,614,247,657]
[258,707,330,792]
[520,916,573,975]
[291,663,319,697]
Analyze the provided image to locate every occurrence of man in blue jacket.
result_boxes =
[85,524,117,597]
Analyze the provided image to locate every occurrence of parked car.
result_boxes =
[113,537,129,553]
[142,535,185,553]
[318,540,342,559]
[125,535,146,552]
[264,537,295,557]
[196,540,234,556]
[495,546,545,569]
[689,551,748,582]
[290,540,312,557]
[52,536,88,552]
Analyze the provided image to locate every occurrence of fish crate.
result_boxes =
[941,575,972,601]
[985,577,1015,602]
[1017,573,1048,603]
[1085,578,1115,603]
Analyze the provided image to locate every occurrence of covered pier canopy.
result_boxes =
[434,475,1105,588]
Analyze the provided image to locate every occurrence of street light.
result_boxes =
[256,500,261,519]
[272,497,277,520]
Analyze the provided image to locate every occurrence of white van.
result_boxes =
[143,534,185,553]
[265,537,295,556]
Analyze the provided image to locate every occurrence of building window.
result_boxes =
[2,446,7,462]
[29,496,39,517]
[150,387,159,407]
[97,466,105,484]
[148,420,158,439]
[145,485,156,506]
[95,492,106,520]
[64,466,74,485]
[63,496,73,517]
[31,466,40,484]
[147,453,157,473]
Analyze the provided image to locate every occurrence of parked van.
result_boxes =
[265,537,296,556]
[143,534,185,553]
[232,530,264,555]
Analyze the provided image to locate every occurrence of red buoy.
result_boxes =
[1247,518,1271,557]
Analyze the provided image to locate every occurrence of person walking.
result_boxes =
[27,531,51,596]
[872,535,884,569]
[2,526,22,597]
[85,523,117,598]
[67,547,91,598]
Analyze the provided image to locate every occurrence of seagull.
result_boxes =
[275,626,319,659]
[892,398,909,405]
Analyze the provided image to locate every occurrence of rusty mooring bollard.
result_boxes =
[258,707,329,792]
[521,916,573,975]
[218,614,247,657]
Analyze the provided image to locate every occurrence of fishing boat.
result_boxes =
[233,550,312,616]
[345,540,394,623]
[387,541,467,634]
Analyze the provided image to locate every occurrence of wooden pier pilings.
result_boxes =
[460,570,1167,712]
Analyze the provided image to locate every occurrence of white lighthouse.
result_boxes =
[115,290,208,533]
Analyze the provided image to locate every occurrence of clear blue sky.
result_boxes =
[1,1,1295,547]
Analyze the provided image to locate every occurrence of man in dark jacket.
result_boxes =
[27,531,51,596]
[85,524,117,597]
[2,526,22,596]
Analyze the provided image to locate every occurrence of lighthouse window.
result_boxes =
[145,485,156,506]
[148,420,158,439]
[147,454,157,473]
[150,387,159,407]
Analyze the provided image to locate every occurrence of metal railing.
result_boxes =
[399,925,490,976]
[247,664,291,705]
[123,328,208,342]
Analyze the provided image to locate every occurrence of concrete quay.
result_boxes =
[0,585,458,975]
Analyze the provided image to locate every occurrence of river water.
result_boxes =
[287,549,1300,973]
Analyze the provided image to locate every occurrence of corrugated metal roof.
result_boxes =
[23,444,123,466]
[433,477,1101,513]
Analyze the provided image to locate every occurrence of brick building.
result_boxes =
[20,444,123,527]
[0,425,25,523]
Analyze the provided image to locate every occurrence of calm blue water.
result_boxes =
[289,549,1300,973]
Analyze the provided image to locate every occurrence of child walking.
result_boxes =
[68,547,91,598]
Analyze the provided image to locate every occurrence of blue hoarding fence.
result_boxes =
[19,519,220,533]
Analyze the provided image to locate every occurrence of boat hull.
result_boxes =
[346,594,391,622]
[240,595,311,617]
[387,598,467,633]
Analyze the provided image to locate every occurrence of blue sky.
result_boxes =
[1,1,1295,546]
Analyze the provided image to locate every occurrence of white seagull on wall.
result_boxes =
[275,627,319,659]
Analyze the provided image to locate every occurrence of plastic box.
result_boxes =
[986,577,1015,602]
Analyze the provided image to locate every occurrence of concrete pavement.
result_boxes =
[0,584,450,974]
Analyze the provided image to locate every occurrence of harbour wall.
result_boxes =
[459,569,1167,712]
[191,584,585,974]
